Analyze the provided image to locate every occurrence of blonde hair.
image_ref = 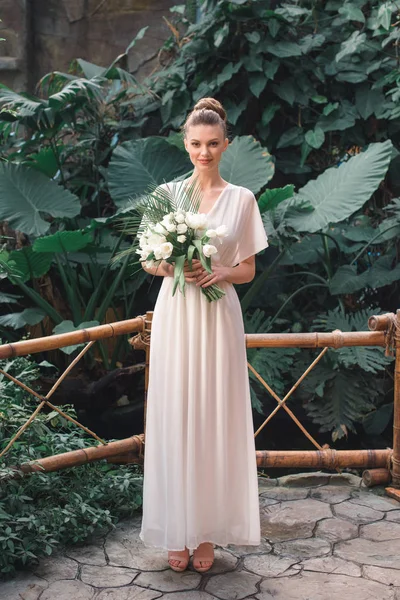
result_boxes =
[183,97,227,138]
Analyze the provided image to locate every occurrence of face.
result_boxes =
[184,124,229,172]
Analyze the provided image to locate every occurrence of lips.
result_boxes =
[198,159,211,164]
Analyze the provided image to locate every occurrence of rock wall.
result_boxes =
[0,0,176,91]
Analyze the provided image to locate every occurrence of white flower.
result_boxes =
[177,223,188,234]
[203,244,218,257]
[165,222,177,233]
[148,233,166,246]
[145,260,154,268]
[139,235,148,249]
[160,242,173,259]
[205,229,217,238]
[216,225,228,239]
[177,235,187,243]
[175,212,186,224]
[153,246,163,260]
[196,214,208,230]
[185,213,198,229]
[154,222,166,234]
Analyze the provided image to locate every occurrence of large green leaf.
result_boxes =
[258,185,294,213]
[330,252,400,294]
[285,140,393,233]
[33,231,92,253]
[219,136,275,194]
[0,163,81,236]
[7,247,53,282]
[0,308,45,329]
[107,138,192,207]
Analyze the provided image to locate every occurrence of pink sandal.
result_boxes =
[192,542,214,572]
[168,548,190,572]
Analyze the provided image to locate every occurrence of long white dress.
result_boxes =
[139,181,269,551]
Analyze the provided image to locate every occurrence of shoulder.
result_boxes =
[229,184,256,206]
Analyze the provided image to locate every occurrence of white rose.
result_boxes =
[139,235,148,248]
[196,214,208,230]
[175,212,186,224]
[177,235,187,243]
[177,223,188,234]
[216,225,228,238]
[148,233,166,247]
[203,244,218,257]
[160,242,173,259]
[165,222,177,233]
[154,222,166,234]
[205,229,217,238]
[185,213,197,229]
[153,246,163,260]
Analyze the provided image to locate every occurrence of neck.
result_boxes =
[191,168,224,190]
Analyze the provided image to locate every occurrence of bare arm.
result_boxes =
[196,255,256,288]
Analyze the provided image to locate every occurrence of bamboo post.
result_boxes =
[143,311,153,440]
[388,310,400,493]
[13,444,390,477]
[363,468,391,487]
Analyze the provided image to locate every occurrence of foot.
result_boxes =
[168,547,190,572]
[193,542,214,572]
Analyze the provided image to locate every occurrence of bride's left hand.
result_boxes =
[195,263,230,288]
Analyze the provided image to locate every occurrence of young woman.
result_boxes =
[139,97,269,572]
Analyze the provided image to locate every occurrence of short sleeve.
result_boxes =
[233,190,269,265]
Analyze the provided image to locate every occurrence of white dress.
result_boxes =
[139,182,269,551]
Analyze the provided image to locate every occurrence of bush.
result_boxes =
[0,352,143,576]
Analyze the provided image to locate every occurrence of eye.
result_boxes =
[191,142,200,147]
[210,142,219,147]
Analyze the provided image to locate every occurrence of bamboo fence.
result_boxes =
[1,309,399,499]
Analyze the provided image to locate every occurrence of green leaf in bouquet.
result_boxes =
[172,255,186,297]
[187,244,196,271]
[192,239,212,274]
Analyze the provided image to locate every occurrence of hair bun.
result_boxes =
[193,97,227,123]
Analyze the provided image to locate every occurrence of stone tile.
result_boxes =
[32,555,78,581]
[205,570,261,600]
[243,554,299,577]
[203,548,238,574]
[162,593,218,600]
[105,538,167,571]
[40,580,94,600]
[81,564,137,587]
[329,473,362,487]
[350,490,400,512]
[96,588,162,600]
[227,539,272,556]
[364,565,400,586]
[0,575,48,600]
[361,520,400,541]
[259,496,280,509]
[333,501,384,524]
[260,486,309,501]
[134,570,201,592]
[258,477,278,490]
[335,537,400,569]
[261,499,331,542]
[278,472,330,487]
[315,517,358,543]
[386,510,400,523]
[310,486,352,504]
[275,537,331,559]
[256,571,393,599]
[66,543,107,566]
[302,556,361,577]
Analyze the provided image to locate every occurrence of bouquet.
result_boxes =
[115,181,229,302]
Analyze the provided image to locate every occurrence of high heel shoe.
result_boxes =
[192,542,214,572]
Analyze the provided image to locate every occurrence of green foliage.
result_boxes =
[0,352,143,576]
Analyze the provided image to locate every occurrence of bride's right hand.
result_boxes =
[183,259,203,284]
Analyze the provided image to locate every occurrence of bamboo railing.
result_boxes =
[1,309,399,499]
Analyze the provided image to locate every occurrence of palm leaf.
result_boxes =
[48,77,104,108]
[0,85,45,117]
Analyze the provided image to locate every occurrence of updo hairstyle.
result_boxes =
[183,97,227,138]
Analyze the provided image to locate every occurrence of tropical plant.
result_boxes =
[0,351,143,576]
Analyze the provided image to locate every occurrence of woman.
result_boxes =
[139,97,269,572]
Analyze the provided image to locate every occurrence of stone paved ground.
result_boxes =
[2,472,400,600]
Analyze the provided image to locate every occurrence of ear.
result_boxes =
[222,138,229,152]
[183,137,189,152]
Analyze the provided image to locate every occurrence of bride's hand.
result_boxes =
[183,259,203,284]
[196,263,230,288]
